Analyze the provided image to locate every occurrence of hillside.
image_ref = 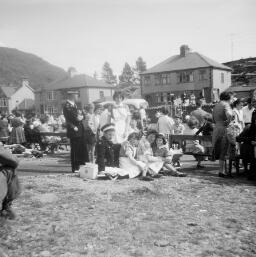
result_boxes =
[0,47,68,89]
[223,57,256,85]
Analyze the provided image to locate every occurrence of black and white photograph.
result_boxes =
[0,0,256,256]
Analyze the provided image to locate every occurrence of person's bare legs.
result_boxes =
[164,163,187,177]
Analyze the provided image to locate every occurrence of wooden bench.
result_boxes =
[169,134,213,157]
[169,134,241,174]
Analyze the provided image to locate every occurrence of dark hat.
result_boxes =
[67,90,79,95]
[101,123,115,132]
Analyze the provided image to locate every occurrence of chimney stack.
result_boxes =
[180,45,190,57]
[67,67,77,78]
[22,77,29,87]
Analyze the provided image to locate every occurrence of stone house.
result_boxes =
[140,45,232,105]
[0,78,35,114]
[35,71,115,115]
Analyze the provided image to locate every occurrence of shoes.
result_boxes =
[196,164,205,169]
[218,173,231,178]
[151,174,163,179]
[176,172,187,177]
[139,176,154,181]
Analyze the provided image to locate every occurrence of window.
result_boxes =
[144,76,151,85]
[99,91,104,99]
[162,74,167,85]
[47,91,56,101]
[178,71,194,83]
[156,93,161,103]
[46,105,57,114]
[221,73,224,83]
[0,98,8,107]
[167,74,172,84]
[162,92,168,102]
[199,70,207,80]
[155,74,161,85]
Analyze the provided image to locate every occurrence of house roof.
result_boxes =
[0,86,18,97]
[44,74,115,91]
[142,52,232,75]
[226,85,256,92]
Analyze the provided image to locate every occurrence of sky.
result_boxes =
[0,0,256,77]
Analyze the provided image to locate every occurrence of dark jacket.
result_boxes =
[63,101,80,138]
[96,136,115,172]
[0,146,19,169]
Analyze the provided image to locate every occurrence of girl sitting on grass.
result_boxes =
[119,132,147,179]
[152,134,187,177]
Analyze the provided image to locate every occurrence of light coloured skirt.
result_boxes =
[147,161,164,174]
[119,157,144,178]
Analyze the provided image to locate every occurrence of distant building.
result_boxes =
[35,71,115,115]
[140,45,232,105]
[0,78,35,114]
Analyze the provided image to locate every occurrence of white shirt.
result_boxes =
[157,115,174,135]
[99,109,111,128]
[242,105,255,123]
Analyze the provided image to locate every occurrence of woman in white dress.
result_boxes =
[111,92,131,144]
[119,132,146,178]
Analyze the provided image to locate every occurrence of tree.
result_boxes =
[119,62,135,84]
[101,62,117,85]
[133,57,147,85]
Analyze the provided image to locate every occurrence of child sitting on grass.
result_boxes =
[152,134,187,177]
[185,117,205,169]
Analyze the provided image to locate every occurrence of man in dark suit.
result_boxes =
[63,91,88,172]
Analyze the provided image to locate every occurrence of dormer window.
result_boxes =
[47,91,56,101]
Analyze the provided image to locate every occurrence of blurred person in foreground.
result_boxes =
[0,143,20,219]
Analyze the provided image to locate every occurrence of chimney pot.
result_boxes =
[180,45,190,57]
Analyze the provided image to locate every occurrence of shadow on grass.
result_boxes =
[182,164,256,187]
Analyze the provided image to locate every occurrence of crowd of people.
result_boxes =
[62,90,256,181]
[63,90,186,180]
[1,89,256,220]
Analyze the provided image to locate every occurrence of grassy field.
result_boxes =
[0,154,256,257]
